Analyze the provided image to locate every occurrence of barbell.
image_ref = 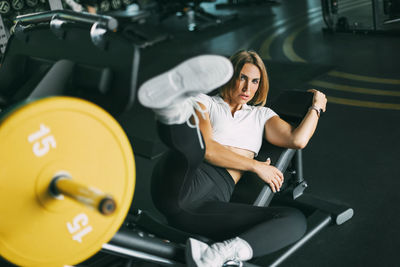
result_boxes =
[0,96,136,266]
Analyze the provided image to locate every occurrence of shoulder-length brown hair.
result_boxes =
[220,50,269,106]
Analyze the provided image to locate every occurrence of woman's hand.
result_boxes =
[308,89,327,112]
[253,158,284,193]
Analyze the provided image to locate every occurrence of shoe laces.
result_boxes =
[186,98,207,150]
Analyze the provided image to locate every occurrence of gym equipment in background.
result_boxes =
[384,0,400,23]
[321,0,400,34]
[0,14,9,55]
[215,0,280,9]
[1,10,138,116]
[156,0,238,31]
[0,0,61,59]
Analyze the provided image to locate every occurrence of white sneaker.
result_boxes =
[138,55,233,109]
[186,237,253,267]
[186,238,214,267]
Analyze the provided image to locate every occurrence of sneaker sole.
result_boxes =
[138,55,233,109]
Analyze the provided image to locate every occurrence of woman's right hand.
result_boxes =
[253,158,284,193]
[308,89,327,112]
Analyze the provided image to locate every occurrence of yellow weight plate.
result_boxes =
[0,97,135,267]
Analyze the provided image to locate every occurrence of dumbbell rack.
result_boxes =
[321,0,400,34]
[0,15,9,55]
[0,0,63,59]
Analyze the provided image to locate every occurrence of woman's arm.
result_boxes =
[265,89,327,149]
[195,104,284,192]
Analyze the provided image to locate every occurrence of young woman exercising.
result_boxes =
[138,50,327,267]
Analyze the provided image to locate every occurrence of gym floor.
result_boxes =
[117,0,400,266]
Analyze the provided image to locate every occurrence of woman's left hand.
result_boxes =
[308,89,327,112]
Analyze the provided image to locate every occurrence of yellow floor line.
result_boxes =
[259,11,325,60]
[327,96,400,110]
[243,12,315,54]
[282,25,308,63]
[259,27,287,60]
[328,70,400,85]
[258,5,326,59]
[282,1,370,62]
[310,80,400,97]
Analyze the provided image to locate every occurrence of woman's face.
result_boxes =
[231,63,260,105]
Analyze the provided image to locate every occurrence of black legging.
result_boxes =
[151,122,306,257]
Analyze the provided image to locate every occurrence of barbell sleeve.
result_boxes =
[50,176,117,215]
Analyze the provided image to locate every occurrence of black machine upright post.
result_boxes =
[372,0,382,31]
[294,150,304,184]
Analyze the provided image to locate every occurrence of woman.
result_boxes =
[138,51,327,267]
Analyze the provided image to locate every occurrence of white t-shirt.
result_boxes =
[195,94,278,156]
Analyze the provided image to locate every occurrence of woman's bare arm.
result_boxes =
[265,89,327,149]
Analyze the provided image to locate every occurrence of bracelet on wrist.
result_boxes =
[309,105,322,117]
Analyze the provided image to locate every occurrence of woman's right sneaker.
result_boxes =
[138,55,233,149]
[138,54,233,111]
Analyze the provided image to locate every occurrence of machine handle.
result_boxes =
[15,10,118,31]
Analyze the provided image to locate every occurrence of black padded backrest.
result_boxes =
[0,11,139,116]
[231,90,313,205]
[270,90,314,125]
